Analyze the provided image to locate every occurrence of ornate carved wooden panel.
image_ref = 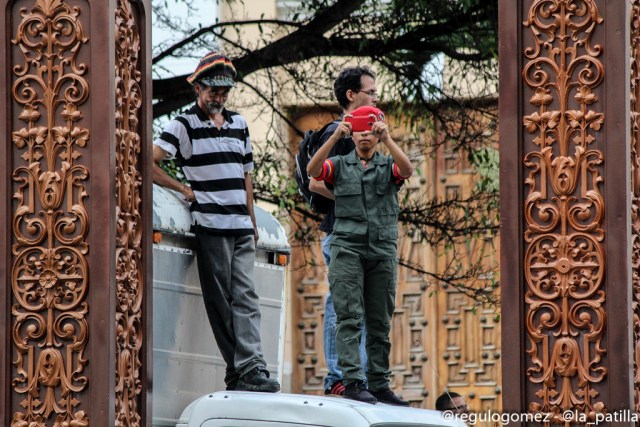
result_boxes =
[114,0,145,425]
[501,0,634,420]
[9,1,91,425]
[2,0,151,425]
[522,1,607,421]
[632,0,640,415]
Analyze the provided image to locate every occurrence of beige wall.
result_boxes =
[218,1,279,151]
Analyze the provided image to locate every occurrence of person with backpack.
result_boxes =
[152,52,280,393]
[305,66,379,397]
[306,105,413,405]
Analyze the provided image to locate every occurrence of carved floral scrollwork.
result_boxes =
[115,0,144,425]
[631,0,640,415]
[10,0,90,426]
[522,0,606,423]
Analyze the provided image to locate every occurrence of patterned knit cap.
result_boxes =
[187,52,237,87]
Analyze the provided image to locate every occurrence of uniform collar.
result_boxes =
[345,150,384,165]
[345,150,360,164]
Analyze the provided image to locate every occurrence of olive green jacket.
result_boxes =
[329,150,402,260]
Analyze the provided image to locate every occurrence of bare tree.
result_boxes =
[152,0,500,305]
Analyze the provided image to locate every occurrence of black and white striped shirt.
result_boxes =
[154,104,254,235]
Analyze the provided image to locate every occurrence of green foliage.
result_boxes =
[472,146,499,193]
[159,158,185,183]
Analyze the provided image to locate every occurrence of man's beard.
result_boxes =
[206,101,224,115]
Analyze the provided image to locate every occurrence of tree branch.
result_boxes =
[152,19,304,64]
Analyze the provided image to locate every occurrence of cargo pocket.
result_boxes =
[378,225,398,241]
[333,218,367,236]
[376,183,399,214]
[334,183,362,217]
[383,259,398,320]
[328,246,364,320]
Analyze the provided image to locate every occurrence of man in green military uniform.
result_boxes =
[307,106,413,405]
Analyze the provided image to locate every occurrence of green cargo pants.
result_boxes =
[328,244,397,392]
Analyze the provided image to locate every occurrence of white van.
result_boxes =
[176,391,466,427]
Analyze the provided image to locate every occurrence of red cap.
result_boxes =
[350,106,385,121]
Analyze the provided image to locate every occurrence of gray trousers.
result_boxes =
[195,232,266,386]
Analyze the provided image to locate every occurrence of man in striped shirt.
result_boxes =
[152,52,279,393]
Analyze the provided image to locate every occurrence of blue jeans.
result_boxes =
[322,234,367,389]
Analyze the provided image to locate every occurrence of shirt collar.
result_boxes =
[346,150,383,165]
[345,150,359,164]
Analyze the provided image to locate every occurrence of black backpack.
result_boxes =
[294,121,339,214]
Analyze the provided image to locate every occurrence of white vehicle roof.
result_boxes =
[176,391,465,427]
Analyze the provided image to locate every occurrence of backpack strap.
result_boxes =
[322,120,354,158]
[305,120,341,159]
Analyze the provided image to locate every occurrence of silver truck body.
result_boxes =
[152,185,290,426]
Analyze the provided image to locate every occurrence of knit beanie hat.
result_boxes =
[187,52,237,87]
